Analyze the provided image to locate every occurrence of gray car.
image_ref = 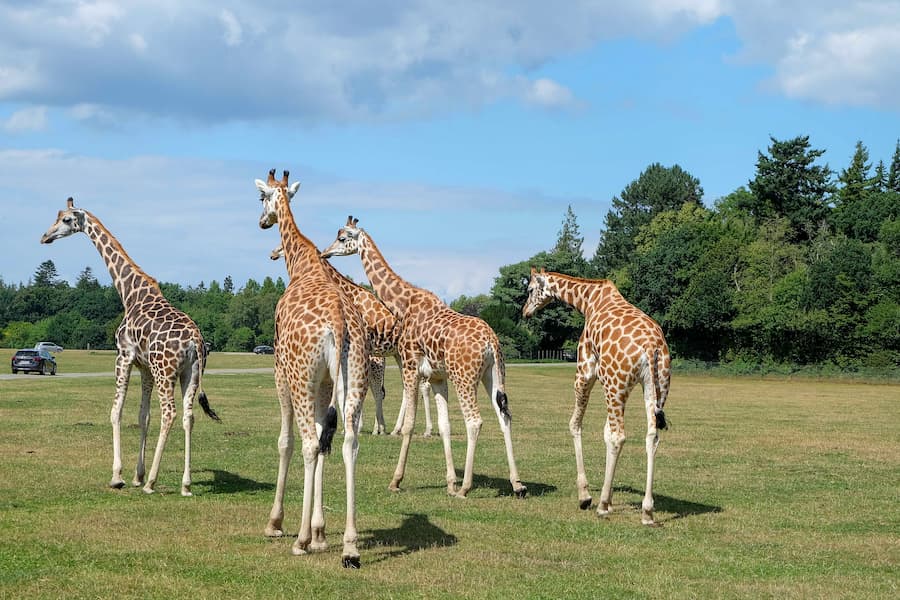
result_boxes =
[11,349,57,375]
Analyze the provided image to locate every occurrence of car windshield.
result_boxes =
[16,350,38,357]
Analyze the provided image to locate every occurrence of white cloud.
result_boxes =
[219,9,242,47]
[727,0,900,110]
[2,106,48,133]
[128,33,148,54]
[523,78,579,110]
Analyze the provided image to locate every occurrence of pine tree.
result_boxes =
[837,140,870,207]
[888,140,900,192]
[748,135,833,241]
[871,160,887,192]
[33,260,61,287]
[553,205,588,276]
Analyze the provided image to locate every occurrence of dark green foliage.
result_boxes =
[747,135,834,240]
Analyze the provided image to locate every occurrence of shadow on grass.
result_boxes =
[418,471,557,498]
[362,513,457,563]
[193,469,275,494]
[614,485,722,521]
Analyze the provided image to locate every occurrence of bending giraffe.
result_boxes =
[523,268,671,526]
[40,197,220,496]
[322,216,526,499]
[271,244,434,436]
[255,170,369,568]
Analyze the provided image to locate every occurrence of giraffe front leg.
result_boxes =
[430,380,458,496]
[132,370,153,487]
[369,357,386,435]
[571,371,595,510]
[421,381,434,438]
[143,380,176,494]
[389,367,420,492]
[110,354,133,489]
[266,374,294,537]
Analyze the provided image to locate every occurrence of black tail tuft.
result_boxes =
[655,409,667,431]
[319,406,338,455]
[495,390,511,421]
[198,391,221,422]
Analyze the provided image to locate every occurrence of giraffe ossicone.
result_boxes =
[40,196,220,498]
[523,268,671,525]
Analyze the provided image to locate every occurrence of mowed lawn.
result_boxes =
[0,351,897,599]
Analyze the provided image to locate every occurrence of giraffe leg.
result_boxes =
[390,357,405,436]
[571,369,596,510]
[143,378,177,494]
[178,360,201,497]
[481,367,526,498]
[368,357,386,435]
[430,379,457,495]
[389,365,421,492]
[110,353,133,489]
[340,374,366,568]
[455,384,482,499]
[597,389,628,517]
[292,433,319,556]
[641,380,662,526]
[310,379,333,552]
[265,370,294,537]
[132,367,153,487]
[421,381,434,438]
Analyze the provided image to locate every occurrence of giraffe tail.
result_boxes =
[195,339,220,422]
[319,405,338,455]
[650,348,668,430]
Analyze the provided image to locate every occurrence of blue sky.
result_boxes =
[1,1,899,300]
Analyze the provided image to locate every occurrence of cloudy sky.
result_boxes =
[1,1,899,300]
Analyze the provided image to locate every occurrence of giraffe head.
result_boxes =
[320,215,361,258]
[270,244,284,261]
[254,169,300,229]
[522,267,553,317]
[40,197,87,244]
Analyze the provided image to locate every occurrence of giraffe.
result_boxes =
[522,268,671,525]
[322,217,527,499]
[271,244,434,437]
[39,197,220,496]
[255,170,369,568]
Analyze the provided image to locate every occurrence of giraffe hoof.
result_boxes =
[291,544,309,556]
[579,498,592,510]
[388,484,402,493]
[515,486,528,499]
[264,527,284,538]
[109,480,125,490]
[142,485,156,495]
[342,555,361,569]
[181,489,193,497]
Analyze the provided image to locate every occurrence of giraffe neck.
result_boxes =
[275,193,323,278]
[546,272,615,315]
[357,231,413,316]
[82,212,161,310]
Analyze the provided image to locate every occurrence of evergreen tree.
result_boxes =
[888,139,900,192]
[592,163,703,275]
[223,275,234,294]
[837,140,870,207]
[33,260,61,287]
[553,205,588,275]
[871,160,887,192]
[747,135,833,241]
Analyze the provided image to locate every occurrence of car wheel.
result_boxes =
[41,362,49,376]
[51,366,57,375]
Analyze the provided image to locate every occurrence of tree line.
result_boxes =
[2,135,898,370]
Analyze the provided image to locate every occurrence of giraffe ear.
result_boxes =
[255,179,272,194]
[287,181,300,197]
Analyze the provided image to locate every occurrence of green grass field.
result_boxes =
[1,351,898,598]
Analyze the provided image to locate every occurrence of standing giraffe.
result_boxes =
[255,170,368,568]
[522,268,671,525]
[271,244,434,436]
[322,217,526,499]
[40,197,220,496]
